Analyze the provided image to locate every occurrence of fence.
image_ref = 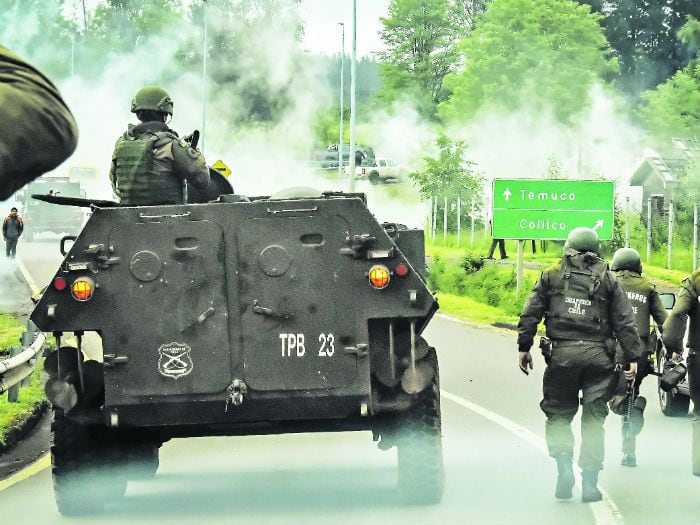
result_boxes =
[0,320,45,402]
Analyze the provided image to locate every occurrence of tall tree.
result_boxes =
[577,0,700,100]
[377,0,464,118]
[440,0,616,124]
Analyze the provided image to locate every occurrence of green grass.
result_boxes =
[436,293,521,326]
[0,361,45,447]
[0,313,24,354]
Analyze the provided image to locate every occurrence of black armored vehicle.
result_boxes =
[31,181,443,514]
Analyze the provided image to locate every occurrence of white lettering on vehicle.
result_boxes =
[280,333,334,357]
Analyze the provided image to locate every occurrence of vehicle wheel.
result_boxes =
[396,349,444,504]
[124,441,161,479]
[657,352,690,417]
[51,409,127,515]
[369,171,380,185]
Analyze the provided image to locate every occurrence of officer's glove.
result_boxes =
[624,361,638,383]
[519,351,533,375]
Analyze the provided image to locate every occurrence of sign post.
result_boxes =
[492,179,615,295]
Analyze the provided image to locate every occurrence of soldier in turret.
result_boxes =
[109,86,210,206]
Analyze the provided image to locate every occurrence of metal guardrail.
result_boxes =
[0,321,45,401]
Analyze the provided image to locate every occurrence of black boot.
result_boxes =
[554,453,574,500]
[581,470,603,502]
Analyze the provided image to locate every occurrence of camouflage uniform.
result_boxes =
[662,270,700,475]
[0,46,78,199]
[109,121,210,206]
[518,251,641,473]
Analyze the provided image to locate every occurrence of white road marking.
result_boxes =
[442,389,625,525]
[15,256,40,294]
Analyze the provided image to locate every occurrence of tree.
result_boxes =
[0,0,74,79]
[577,1,700,100]
[410,134,483,232]
[377,0,464,118]
[440,0,617,124]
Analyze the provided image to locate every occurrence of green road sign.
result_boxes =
[492,179,615,240]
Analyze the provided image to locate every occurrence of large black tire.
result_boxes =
[396,349,444,504]
[657,353,691,417]
[123,440,161,479]
[51,409,127,515]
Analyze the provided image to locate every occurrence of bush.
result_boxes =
[461,250,485,274]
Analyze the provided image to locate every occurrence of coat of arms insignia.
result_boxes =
[158,342,193,379]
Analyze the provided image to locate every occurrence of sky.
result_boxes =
[299,0,390,57]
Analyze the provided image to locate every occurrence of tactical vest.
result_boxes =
[686,272,700,354]
[545,253,611,342]
[112,130,183,206]
[614,270,653,340]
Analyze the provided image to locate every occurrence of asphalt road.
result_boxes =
[0,236,697,524]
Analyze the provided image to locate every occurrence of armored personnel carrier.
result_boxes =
[31,180,443,514]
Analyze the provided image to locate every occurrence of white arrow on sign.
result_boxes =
[503,189,512,202]
[592,219,604,231]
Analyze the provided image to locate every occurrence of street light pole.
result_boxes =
[348,0,357,193]
[201,0,208,152]
[338,23,345,178]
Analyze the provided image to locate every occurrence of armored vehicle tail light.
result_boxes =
[53,276,68,291]
[395,263,409,277]
[369,265,390,289]
[71,277,95,302]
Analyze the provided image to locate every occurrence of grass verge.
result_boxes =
[0,361,45,447]
[0,313,23,354]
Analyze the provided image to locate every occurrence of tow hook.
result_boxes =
[225,379,248,411]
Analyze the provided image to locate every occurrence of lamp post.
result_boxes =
[201,0,208,152]
[338,23,345,177]
[348,0,357,193]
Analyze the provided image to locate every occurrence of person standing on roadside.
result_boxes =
[3,206,23,260]
[609,247,667,467]
[517,227,640,503]
[662,270,700,478]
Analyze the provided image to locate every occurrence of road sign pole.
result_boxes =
[516,240,524,296]
[646,197,652,263]
[668,199,674,270]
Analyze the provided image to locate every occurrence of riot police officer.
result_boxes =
[109,86,210,205]
[662,271,700,477]
[517,228,640,503]
[609,248,667,467]
[0,46,78,199]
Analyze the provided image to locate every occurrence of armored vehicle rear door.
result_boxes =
[237,215,357,391]
[104,219,231,404]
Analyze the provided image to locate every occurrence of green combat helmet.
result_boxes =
[565,227,600,255]
[130,86,174,115]
[611,247,642,273]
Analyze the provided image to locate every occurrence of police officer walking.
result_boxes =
[517,228,640,502]
[109,86,210,206]
[609,248,667,467]
[662,270,700,478]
